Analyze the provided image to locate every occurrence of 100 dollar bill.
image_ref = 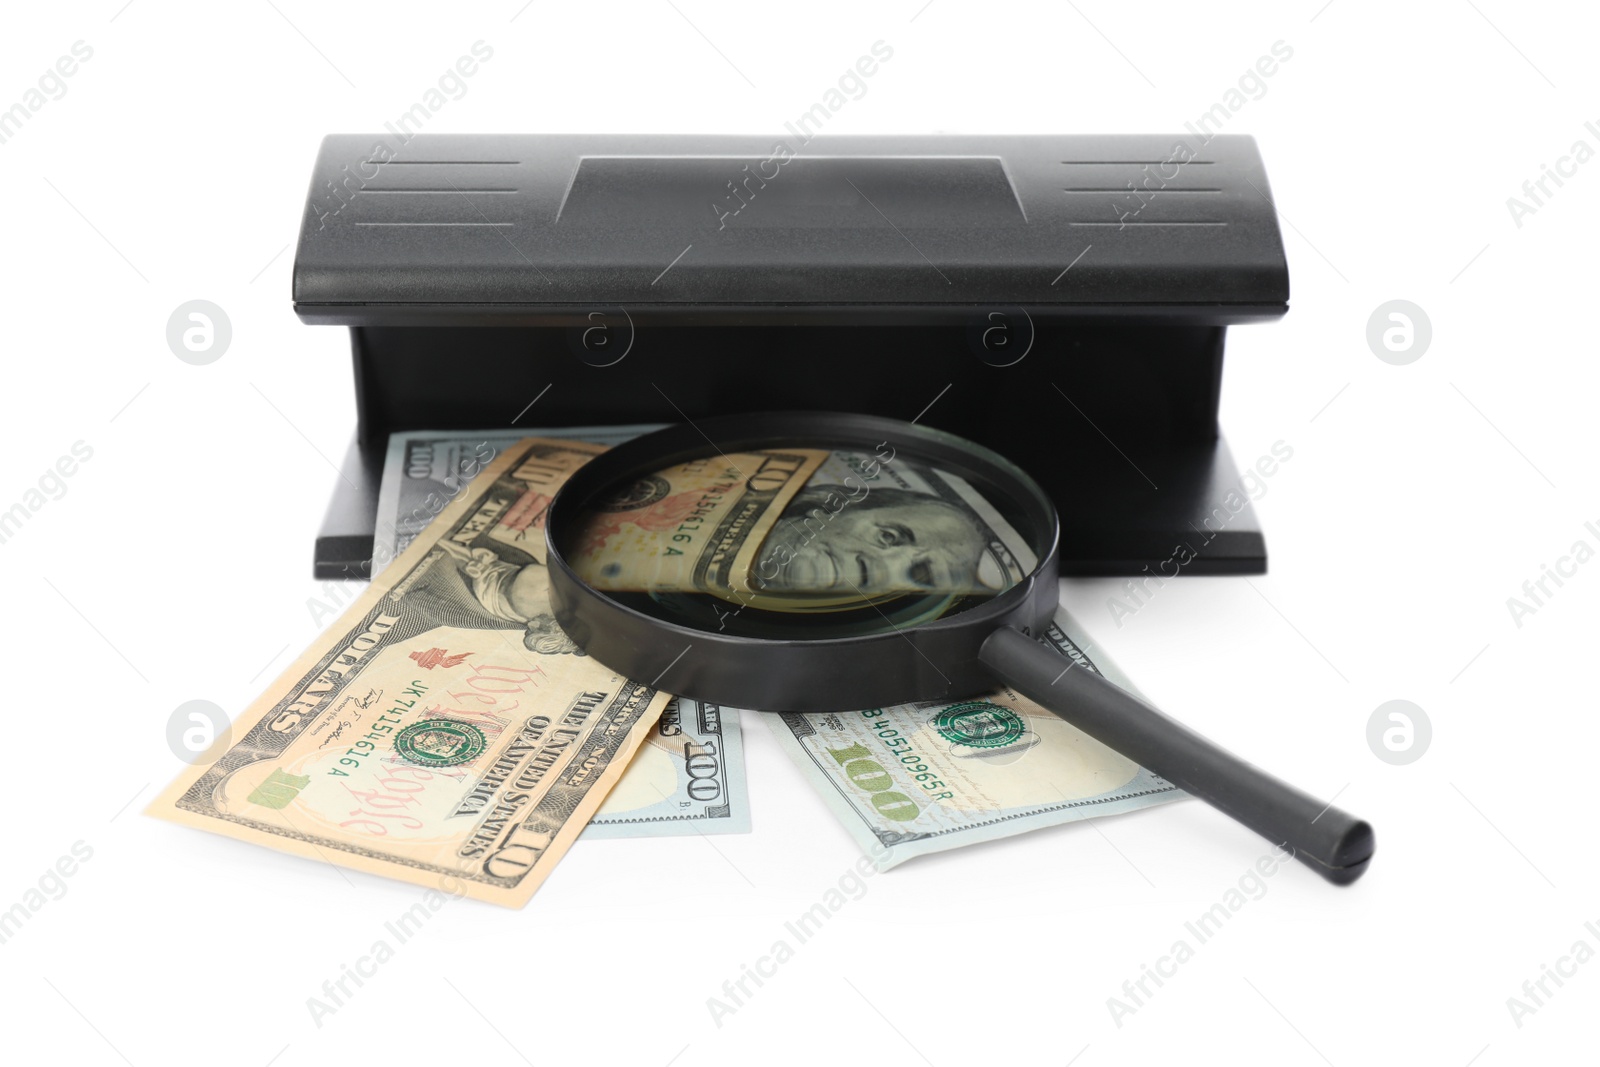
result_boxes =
[588,698,749,838]
[151,439,671,907]
[766,605,1182,870]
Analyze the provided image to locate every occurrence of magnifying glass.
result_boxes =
[544,412,1374,885]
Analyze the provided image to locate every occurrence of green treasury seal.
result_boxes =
[394,719,488,767]
[933,701,1026,749]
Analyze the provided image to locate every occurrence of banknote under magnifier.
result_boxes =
[544,411,1375,886]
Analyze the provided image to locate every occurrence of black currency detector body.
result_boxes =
[292,133,1289,580]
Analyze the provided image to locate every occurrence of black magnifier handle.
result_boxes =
[980,627,1374,885]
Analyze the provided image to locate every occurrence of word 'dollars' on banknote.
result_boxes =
[151,439,672,907]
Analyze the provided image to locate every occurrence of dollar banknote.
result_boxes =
[373,426,751,840]
[570,448,828,597]
[587,698,750,838]
[373,423,666,568]
[382,431,1030,605]
[569,445,1033,605]
[765,605,1183,869]
[151,439,672,907]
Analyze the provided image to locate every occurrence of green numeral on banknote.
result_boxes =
[247,770,312,810]
[825,743,919,822]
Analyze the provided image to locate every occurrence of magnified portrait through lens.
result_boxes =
[562,437,1038,638]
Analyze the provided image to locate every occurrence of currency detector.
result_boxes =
[292,133,1290,580]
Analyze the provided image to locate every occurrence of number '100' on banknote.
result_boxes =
[765,605,1183,870]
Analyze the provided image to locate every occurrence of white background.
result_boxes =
[1,1,1596,1064]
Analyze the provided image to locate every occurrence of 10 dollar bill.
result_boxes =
[151,439,672,907]
[373,426,750,840]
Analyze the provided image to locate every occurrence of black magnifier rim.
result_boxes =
[544,411,1061,712]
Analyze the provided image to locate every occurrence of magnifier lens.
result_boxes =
[558,439,1045,639]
